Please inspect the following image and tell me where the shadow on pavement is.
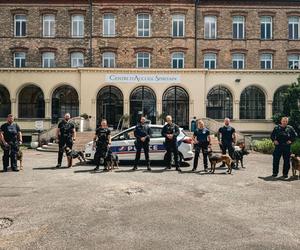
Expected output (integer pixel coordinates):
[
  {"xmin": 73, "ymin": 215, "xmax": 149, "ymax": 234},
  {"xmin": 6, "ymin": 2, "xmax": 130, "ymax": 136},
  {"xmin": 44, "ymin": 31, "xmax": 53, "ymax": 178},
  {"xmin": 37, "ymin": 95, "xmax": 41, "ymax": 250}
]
[
  {"xmin": 32, "ymin": 167, "xmax": 69, "ymax": 170},
  {"xmin": 258, "ymin": 176, "xmax": 298, "ymax": 182}
]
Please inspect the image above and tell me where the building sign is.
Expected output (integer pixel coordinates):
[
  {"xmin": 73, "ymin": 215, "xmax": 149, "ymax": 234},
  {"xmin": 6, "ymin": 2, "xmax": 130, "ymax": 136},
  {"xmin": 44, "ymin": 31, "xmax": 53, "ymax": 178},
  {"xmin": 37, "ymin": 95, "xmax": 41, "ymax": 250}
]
[{"xmin": 105, "ymin": 74, "xmax": 181, "ymax": 84}]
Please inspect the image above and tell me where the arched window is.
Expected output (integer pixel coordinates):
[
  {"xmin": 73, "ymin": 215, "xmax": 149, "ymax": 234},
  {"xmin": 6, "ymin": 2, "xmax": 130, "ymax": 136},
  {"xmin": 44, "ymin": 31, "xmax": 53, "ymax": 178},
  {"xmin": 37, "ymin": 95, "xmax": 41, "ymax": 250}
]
[
  {"xmin": 130, "ymin": 86, "xmax": 156, "ymax": 125},
  {"xmin": 162, "ymin": 86, "xmax": 189, "ymax": 129},
  {"xmin": 207, "ymin": 86, "xmax": 233, "ymax": 119},
  {"xmin": 19, "ymin": 85, "xmax": 45, "ymax": 118},
  {"xmin": 240, "ymin": 86, "xmax": 265, "ymax": 119},
  {"xmin": 0, "ymin": 85, "xmax": 11, "ymax": 118},
  {"xmin": 97, "ymin": 86, "xmax": 123, "ymax": 129},
  {"xmin": 52, "ymin": 85, "xmax": 79, "ymax": 124},
  {"xmin": 273, "ymin": 86, "xmax": 289, "ymax": 116}
]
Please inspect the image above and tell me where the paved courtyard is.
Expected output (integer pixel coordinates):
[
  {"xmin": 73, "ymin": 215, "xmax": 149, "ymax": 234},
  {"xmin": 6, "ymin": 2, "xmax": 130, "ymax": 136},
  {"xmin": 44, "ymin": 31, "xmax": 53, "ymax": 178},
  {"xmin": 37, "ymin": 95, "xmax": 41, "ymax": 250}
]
[{"xmin": 0, "ymin": 150, "xmax": 299, "ymax": 250}]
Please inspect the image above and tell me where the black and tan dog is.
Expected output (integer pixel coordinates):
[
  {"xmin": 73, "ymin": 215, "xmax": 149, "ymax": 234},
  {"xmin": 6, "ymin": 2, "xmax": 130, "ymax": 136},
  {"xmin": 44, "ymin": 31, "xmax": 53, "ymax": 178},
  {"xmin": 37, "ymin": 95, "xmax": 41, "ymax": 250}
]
[
  {"xmin": 291, "ymin": 154, "xmax": 300, "ymax": 179},
  {"xmin": 65, "ymin": 147, "xmax": 86, "ymax": 168},
  {"xmin": 207, "ymin": 148, "xmax": 233, "ymax": 174},
  {"xmin": 105, "ymin": 150, "xmax": 119, "ymax": 171},
  {"xmin": 17, "ymin": 149, "xmax": 23, "ymax": 170},
  {"xmin": 233, "ymin": 143, "xmax": 249, "ymax": 169}
]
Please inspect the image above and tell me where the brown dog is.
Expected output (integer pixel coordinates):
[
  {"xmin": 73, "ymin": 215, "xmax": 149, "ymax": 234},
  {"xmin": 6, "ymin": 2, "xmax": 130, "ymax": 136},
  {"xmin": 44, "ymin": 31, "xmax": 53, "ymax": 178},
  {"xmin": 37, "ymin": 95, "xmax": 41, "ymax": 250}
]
[
  {"xmin": 291, "ymin": 154, "xmax": 300, "ymax": 179},
  {"xmin": 105, "ymin": 151, "xmax": 119, "ymax": 171},
  {"xmin": 208, "ymin": 149, "xmax": 233, "ymax": 174},
  {"xmin": 17, "ymin": 149, "xmax": 23, "ymax": 170}
]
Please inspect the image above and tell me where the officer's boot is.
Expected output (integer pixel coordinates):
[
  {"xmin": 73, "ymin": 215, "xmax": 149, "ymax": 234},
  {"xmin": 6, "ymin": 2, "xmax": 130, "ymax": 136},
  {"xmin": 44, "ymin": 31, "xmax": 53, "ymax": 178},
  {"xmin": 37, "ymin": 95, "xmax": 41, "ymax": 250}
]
[
  {"xmin": 94, "ymin": 165, "xmax": 100, "ymax": 171},
  {"xmin": 132, "ymin": 165, "xmax": 138, "ymax": 171}
]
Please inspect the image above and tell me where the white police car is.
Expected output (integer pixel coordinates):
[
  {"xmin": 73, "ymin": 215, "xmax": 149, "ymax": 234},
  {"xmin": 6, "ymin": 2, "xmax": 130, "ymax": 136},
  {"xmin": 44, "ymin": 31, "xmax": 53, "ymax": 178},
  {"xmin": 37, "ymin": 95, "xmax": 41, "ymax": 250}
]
[{"xmin": 84, "ymin": 124, "xmax": 194, "ymax": 165}]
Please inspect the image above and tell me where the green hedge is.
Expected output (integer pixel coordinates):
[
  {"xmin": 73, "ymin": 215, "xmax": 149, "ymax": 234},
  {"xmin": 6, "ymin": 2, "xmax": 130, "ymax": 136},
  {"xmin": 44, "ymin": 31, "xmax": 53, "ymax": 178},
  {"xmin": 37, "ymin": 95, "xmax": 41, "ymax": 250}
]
[
  {"xmin": 291, "ymin": 139, "xmax": 300, "ymax": 155},
  {"xmin": 252, "ymin": 138, "xmax": 300, "ymax": 155},
  {"xmin": 252, "ymin": 139, "xmax": 275, "ymax": 154}
]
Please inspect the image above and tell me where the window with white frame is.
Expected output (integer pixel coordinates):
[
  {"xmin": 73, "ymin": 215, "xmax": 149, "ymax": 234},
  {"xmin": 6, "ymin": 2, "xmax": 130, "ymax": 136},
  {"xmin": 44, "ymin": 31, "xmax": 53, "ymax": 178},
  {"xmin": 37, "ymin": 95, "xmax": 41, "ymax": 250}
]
[
  {"xmin": 232, "ymin": 53, "xmax": 245, "ymax": 69},
  {"xmin": 288, "ymin": 16, "xmax": 299, "ymax": 40},
  {"xmin": 204, "ymin": 16, "xmax": 217, "ymax": 39},
  {"xmin": 232, "ymin": 16, "xmax": 245, "ymax": 39},
  {"xmin": 288, "ymin": 54, "xmax": 300, "ymax": 69},
  {"xmin": 102, "ymin": 52, "xmax": 116, "ymax": 68},
  {"xmin": 43, "ymin": 14, "xmax": 55, "ymax": 37},
  {"xmin": 72, "ymin": 15, "xmax": 84, "ymax": 37},
  {"xmin": 136, "ymin": 52, "xmax": 150, "ymax": 68},
  {"xmin": 14, "ymin": 52, "xmax": 26, "ymax": 68},
  {"xmin": 172, "ymin": 14, "xmax": 185, "ymax": 37},
  {"xmin": 260, "ymin": 53, "xmax": 272, "ymax": 69},
  {"xmin": 71, "ymin": 52, "xmax": 84, "ymax": 67},
  {"xmin": 260, "ymin": 16, "xmax": 272, "ymax": 40},
  {"xmin": 204, "ymin": 53, "xmax": 217, "ymax": 69},
  {"xmin": 42, "ymin": 52, "xmax": 55, "ymax": 68},
  {"xmin": 172, "ymin": 52, "xmax": 184, "ymax": 68},
  {"xmin": 137, "ymin": 14, "xmax": 150, "ymax": 37},
  {"xmin": 103, "ymin": 13, "xmax": 116, "ymax": 37},
  {"xmin": 14, "ymin": 14, "xmax": 27, "ymax": 37}
]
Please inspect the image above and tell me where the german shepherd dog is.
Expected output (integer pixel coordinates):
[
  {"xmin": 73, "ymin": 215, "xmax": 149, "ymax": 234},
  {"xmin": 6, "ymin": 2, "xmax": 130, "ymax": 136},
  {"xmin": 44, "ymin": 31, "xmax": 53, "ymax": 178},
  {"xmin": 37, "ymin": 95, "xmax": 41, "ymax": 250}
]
[
  {"xmin": 232, "ymin": 143, "xmax": 249, "ymax": 169},
  {"xmin": 105, "ymin": 149, "xmax": 119, "ymax": 171},
  {"xmin": 291, "ymin": 154, "xmax": 300, "ymax": 179},
  {"xmin": 207, "ymin": 148, "xmax": 233, "ymax": 174},
  {"xmin": 17, "ymin": 149, "xmax": 23, "ymax": 170},
  {"xmin": 64, "ymin": 147, "xmax": 86, "ymax": 168}
]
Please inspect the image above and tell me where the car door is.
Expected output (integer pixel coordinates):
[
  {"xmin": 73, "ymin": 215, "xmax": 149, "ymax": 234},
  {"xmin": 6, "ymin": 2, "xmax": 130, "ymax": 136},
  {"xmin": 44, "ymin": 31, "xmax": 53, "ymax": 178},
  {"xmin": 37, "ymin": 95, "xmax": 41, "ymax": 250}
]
[
  {"xmin": 149, "ymin": 127, "xmax": 165, "ymax": 160},
  {"xmin": 111, "ymin": 128, "xmax": 136, "ymax": 160}
]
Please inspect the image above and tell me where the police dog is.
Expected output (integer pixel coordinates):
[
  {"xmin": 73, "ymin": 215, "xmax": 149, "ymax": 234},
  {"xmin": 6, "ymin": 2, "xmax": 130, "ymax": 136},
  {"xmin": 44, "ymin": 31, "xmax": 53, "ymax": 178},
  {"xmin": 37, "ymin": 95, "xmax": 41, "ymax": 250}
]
[
  {"xmin": 207, "ymin": 148, "xmax": 233, "ymax": 174},
  {"xmin": 233, "ymin": 143, "xmax": 249, "ymax": 169},
  {"xmin": 291, "ymin": 154, "xmax": 300, "ymax": 179},
  {"xmin": 64, "ymin": 147, "xmax": 86, "ymax": 167},
  {"xmin": 105, "ymin": 150, "xmax": 119, "ymax": 171},
  {"xmin": 17, "ymin": 149, "xmax": 23, "ymax": 170}
]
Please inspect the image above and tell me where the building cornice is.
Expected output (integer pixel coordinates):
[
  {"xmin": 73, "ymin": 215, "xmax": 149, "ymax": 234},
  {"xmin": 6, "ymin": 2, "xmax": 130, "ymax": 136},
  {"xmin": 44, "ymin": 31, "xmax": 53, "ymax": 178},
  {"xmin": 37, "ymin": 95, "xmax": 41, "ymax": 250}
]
[{"xmin": 0, "ymin": 68, "xmax": 299, "ymax": 75}]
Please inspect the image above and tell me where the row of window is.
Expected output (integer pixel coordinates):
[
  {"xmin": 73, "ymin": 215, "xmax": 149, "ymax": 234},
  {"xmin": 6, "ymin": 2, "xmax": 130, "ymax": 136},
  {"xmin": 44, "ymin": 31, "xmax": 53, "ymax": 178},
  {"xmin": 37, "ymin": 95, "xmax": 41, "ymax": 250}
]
[
  {"xmin": 12, "ymin": 13, "xmax": 300, "ymax": 39},
  {"xmin": 204, "ymin": 53, "xmax": 300, "ymax": 70},
  {"xmin": 0, "ymin": 84, "xmax": 288, "ymax": 126},
  {"xmin": 12, "ymin": 50, "xmax": 300, "ymax": 69}
]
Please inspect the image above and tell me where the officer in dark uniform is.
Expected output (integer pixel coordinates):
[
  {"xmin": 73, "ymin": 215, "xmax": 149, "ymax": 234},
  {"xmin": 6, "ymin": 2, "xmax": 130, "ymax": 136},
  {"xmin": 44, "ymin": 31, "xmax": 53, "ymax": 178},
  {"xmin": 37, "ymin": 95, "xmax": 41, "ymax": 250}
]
[
  {"xmin": 271, "ymin": 116, "xmax": 297, "ymax": 179},
  {"xmin": 161, "ymin": 115, "xmax": 181, "ymax": 172},
  {"xmin": 0, "ymin": 114, "xmax": 23, "ymax": 172},
  {"xmin": 133, "ymin": 116, "xmax": 152, "ymax": 171},
  {"xmin": 56, "ymin": 113, "xmax": 76, "ymax": 168},
  {"xmin": 218, "ymin": 118, "xmax": 236, "ymax": 167},
  {"xmin": 192, "ymin": 119, "xmax": 211, "ymax": 172},
  {"xmin": 93, "ymin": 119, "xmax": 111, "ymax": 171}
]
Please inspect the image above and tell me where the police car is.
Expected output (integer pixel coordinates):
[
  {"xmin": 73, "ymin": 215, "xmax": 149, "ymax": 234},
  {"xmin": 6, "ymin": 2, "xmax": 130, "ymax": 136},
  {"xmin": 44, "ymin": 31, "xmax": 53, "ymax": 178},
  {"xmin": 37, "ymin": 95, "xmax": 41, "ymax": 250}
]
[{"xmin": 84, "ymin": 124, "xmax": 194, "ymax": 165}]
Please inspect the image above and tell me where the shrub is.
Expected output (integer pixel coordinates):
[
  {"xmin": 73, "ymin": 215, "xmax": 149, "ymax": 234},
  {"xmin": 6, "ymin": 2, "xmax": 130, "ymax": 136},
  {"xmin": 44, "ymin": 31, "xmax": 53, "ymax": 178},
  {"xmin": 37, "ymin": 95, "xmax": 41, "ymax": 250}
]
[
  {"xmin": 291, "ymin": 139, "xmax": 300, "ymax": 156},
  {"xmin": 252, "ymin": 139, "xmax": 275, "ymax": 154}
]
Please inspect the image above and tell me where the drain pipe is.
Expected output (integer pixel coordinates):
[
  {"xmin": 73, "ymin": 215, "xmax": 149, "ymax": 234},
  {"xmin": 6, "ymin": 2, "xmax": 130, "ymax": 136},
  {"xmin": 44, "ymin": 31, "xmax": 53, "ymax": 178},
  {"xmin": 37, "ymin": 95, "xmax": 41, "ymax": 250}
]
[
  {"xmin": 194, "ymin": 0, "xmax": 200, "ymax": 68},
  {"xmin": 88, "ymin": 0, "xmax": 93, "ymax": 67}
]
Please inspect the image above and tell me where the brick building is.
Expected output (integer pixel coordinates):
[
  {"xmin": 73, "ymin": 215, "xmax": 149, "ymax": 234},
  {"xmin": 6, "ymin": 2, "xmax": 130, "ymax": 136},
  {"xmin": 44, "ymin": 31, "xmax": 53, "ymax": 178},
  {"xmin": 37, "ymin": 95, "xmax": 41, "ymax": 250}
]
[{"xmin": 0, "ymin": 0, "xmax": 299, "ymax": 138}]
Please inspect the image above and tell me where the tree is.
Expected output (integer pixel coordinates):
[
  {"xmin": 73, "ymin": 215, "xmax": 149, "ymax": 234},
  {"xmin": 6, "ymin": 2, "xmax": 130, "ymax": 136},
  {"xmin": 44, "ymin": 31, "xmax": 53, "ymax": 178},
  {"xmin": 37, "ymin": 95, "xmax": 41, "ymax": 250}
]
[{"xmin": 272, "ymin": 76, "xmax": 300, "ymax": 135}]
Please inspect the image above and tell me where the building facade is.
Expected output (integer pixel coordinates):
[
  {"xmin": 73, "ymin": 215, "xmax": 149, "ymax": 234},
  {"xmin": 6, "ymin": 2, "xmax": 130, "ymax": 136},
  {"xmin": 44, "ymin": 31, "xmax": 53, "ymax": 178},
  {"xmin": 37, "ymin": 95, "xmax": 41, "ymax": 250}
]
[{"xmin": 0, "ymin": 0, "xmax": 299, "ymax": 138}]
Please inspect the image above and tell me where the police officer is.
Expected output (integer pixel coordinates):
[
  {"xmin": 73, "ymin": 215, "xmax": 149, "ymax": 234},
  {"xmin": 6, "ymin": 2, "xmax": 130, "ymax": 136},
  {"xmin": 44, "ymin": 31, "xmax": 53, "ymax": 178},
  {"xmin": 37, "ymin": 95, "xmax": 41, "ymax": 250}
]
[
  {"xmin": 56, "ymin": 113, "xmax": 76, "ymax": 168},
  {"xmin": 218, "ymin": 118, "xmax": 236, "ymax": 167},
  {"xmin": 161, "ymin": 115, "xmax": 181, "ymax": 172},
  {"xmin": 93, "ymin": 119, "xmax": 111, "ymax": 171},
  {"xmin": 271, "ymin": 117, "xmax": 297, "ymax": 179},
  {"xmin": 0, "ymin": 114, "xmax": 22, "ymax": 172},
  {"xmin": 192, "ymin": 120, "xmax": 211, "ymax": 172},
  {"xmin": 133, "ymin": 116, "xmax": 152, "ymax": 171}
]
